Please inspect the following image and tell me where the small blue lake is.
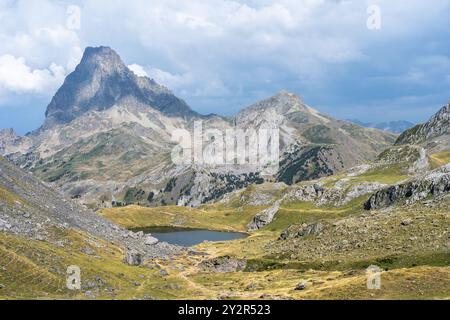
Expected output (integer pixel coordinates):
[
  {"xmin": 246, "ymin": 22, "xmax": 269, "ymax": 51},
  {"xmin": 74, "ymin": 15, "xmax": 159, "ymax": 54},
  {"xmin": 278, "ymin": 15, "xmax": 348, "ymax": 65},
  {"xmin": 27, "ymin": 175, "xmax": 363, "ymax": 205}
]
[{"xmin": 133, "ymin": 226, "xmax": 248, "ymax": 247}]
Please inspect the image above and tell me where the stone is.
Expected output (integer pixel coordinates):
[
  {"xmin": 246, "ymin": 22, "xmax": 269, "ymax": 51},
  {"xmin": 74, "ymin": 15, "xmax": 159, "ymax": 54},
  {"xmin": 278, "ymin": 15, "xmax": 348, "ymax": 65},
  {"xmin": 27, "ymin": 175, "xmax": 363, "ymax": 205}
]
[
  {"xmin": 159, "ymin": 269, "xmax": 169, "ymax": 276},
  {"xmin": 279, "ymin": 222, "xmax": 324, "ymax": 240},
  {"xmin": 247, "ymin": 200, "xmax": 282, "ymax": 231},
  {"xmin": 124, "ymin": 249, "xmax": 143, "ymax": 266},
  {"xmin": 144, "ymin": 235, "xmax": 159, "ymax": 246},
  {"xmin": 81, "ymin": 247, "xmax": 95, "ymax": 256},
  {"xmin": 136, "ymin": 231, "xmax": 144, "ymax": 238},
  {"xmin": 401, "ymin": 219, "xmax": 413, "ymax": 226},
  {"xmin": 198, "ymin": 256, "xmax": 247, "ymax": 273},
  {"xmin": 295, "ymin": 281, "xmax": 308, "ymax": 290}
]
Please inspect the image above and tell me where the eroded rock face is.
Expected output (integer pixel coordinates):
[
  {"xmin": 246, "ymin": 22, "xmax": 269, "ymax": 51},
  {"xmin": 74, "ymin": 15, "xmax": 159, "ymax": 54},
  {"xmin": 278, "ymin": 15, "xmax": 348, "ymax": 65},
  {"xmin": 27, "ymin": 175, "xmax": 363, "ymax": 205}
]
[
  {"xmin": 279, "ymin": 222, "xmax": 324, "ymax": 240},
  {"xmin": 1, "ymin": 46, "xmax": 394, "ymax": 209},
  {"xmin": 247, "ymin": 200, "xmax": 281, "ymax": 231},
  {"xmin": 124, "ymin": 249, "xmax": 143, "ymax": 266},
  {"xmin": 198, "ymin": 256, "xmax": 246, "ymax": 273},
  {"xmin": 396, "ymin": 103, "xmax": 449, "ymax": 145},
  {"xmin": 0, "ymin": 156, "xmax": 180, "ymax": 260},
  {"xmin": 364, "ymin": 165, "xmax": 450, "ymax": 210},
  {"xmin": 0, "ymin": 129, "xmax": 31, "ymax": 156},
  {"xmin": 285, "ymin": 184, "xmax": 324, "ymax": 202}
]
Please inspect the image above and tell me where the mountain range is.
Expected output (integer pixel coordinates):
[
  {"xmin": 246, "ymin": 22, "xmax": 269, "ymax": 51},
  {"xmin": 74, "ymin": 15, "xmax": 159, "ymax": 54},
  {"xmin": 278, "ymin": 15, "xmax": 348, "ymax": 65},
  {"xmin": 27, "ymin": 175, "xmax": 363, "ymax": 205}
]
[
  {"xmin": 349, "ymin": 119, "xmax": 415, "ymax": 134},
  {"xmin": 0, "ymin": 46, "xmax": 409, "ymax": 209},
  {"xmin": 0, "ymin": 46, "xmax": 449, "ymax": 300}
]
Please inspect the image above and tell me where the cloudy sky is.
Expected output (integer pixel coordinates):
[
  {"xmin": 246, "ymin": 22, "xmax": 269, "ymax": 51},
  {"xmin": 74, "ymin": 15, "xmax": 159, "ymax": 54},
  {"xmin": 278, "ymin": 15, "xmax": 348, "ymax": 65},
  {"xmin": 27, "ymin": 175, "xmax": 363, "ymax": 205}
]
[{"xmin": 0, "ymin": 0, "xmax": 449, "ymax": 134}]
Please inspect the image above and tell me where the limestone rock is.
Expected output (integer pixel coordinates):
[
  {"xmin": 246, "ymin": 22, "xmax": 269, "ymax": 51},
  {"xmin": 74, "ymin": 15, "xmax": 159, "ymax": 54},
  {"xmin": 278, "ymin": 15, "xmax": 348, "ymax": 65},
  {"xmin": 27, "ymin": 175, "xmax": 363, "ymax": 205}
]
[
  {"xmin": 144, "ymin": 235, "xmax": 159, "ymax": 246},
  {"xmin": 124, "ymin": 249, "xmax": 143, "ymax": 266},
  {"xmin": 280, "ymin": 222, "xmax": 325, "ymax": 240},
  {"xmin": 198, "ymin": 256, "xmax": 246, "ymax": 273},
  {"xmin": 247, "ymin": 200, "xmax": 281, "ymax": 231},
  {"xmin": 365, "ymin": 165, "xmax": 450, "ymax": 210}
]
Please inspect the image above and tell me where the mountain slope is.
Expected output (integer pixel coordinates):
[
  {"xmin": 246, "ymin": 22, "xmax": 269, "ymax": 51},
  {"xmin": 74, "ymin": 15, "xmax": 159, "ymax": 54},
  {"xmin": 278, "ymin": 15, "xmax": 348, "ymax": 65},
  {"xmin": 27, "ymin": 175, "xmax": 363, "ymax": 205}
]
[
  {"xmin": 1, "ymin": 47, "xmax": 395, "ymax": 207},
  {"xmin": 0, "ymin": 156, "xmax": 178, "ymax": 258},
  {"xmin": 237, "ymin": 91, "xmax": 396, "ymax": 185},
  {"xmin": 396, "ymin": 103, "xmax": 449, "ymax": 147}
]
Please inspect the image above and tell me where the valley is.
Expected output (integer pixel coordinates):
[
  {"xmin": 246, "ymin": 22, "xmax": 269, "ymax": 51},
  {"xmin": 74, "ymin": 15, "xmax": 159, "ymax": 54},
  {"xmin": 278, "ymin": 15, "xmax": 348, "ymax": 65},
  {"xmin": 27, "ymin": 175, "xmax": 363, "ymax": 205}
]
[
  {"xmin": 0, "ymin": 46, "xmax": 449, "ymax": 300},
  {"xmin": 2, "ymin": 136, "xmax": 447, "ymax": 299}
]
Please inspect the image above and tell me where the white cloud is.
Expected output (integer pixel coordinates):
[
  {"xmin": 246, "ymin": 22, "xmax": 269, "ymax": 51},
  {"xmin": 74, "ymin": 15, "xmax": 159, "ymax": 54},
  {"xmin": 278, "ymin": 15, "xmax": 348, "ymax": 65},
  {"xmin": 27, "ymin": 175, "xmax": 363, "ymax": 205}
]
[
  {"xmin": 128, "ymin": 64, "xmax": 149, "ymax": 77},
  {"xmin": 0, "ymin": 0, "xmax": 449, "ymax": 120},
  {"xmin": 0, "ymin": 55, "xmax": 65, "ymax": 93}
]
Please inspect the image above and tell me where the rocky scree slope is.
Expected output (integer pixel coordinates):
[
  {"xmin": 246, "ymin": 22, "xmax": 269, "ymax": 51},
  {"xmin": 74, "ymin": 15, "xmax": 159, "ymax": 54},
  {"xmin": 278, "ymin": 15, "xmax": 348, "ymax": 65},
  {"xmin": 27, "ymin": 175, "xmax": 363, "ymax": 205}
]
[
  {"xmin": 396, "ymin": 103, "xmax": 449, "ymax": 151},
  {"xmin": 0, "ymin": 156, "xmax": 180, "ymax": 259}
]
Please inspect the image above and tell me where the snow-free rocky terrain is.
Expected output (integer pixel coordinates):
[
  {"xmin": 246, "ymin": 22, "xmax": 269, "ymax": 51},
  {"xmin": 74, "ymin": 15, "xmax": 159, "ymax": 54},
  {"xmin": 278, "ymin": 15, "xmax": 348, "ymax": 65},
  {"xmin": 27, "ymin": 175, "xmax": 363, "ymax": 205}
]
[
  {"xmin": 0, "ymin": 46, "xmax": 448, "ymax": 300},
  {"xmin": 1, "ymin": 46, "xmax": 395, "ymax": 209}
]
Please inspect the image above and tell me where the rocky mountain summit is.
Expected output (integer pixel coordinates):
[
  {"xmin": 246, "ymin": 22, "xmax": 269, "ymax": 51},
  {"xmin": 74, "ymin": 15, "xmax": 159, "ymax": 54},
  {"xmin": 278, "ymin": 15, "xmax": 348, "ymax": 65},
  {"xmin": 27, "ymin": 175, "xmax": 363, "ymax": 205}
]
[
  {"xmin": 44, "ymin": 46, "xmax": 198, "ymax": 128},
  {"xmin": 0, "ymin": 46, "xmax": 395, "ymax": 208},
  {"xmin": 396, "ymin": 103, "xmax": 450, "ymax": 147},
  {"xmin": 0, "ymin": 128, "xmax": 31, "ymax": 155}
]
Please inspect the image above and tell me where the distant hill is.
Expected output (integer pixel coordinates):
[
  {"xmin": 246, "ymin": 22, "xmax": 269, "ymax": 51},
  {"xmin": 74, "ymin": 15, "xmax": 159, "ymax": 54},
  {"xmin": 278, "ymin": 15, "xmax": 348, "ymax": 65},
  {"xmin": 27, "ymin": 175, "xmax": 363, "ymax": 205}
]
[{"xmin": 349, "ymin": 119, "xmax": 415, "ymax": 134}]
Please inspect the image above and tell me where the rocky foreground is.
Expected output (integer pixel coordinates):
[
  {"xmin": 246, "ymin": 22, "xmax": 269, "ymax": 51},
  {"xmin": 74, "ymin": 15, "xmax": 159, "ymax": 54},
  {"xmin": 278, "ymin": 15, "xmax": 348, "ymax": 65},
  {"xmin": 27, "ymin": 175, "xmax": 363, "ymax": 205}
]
[{"xmin": 0, "ymin": 156, "xmax": 181, "ymax": 260}]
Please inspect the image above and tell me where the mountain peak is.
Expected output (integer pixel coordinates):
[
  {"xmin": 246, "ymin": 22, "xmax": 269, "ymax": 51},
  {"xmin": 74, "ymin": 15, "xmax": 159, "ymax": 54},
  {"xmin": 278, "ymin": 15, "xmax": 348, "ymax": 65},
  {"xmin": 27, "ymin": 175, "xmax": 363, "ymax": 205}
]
[
  {"xmin": 396, "ymin": 103, "xmax": 450, "ymax": 145},
  {"xmin": 80, "ymin": 46, "xmax": 125, "ymax": 72},
  {"xmin": 238, "ymin": 90, "xmax": 306, "ymax": 117},
  {"xmin": 43, "ymin": 46, "xmax": 198, "ymax": 127},
  {"xmin": 274, "ymin": 89, "xmax": 296, "ymax": 98},
  {"xmin": 84, "ymin": 46, "xmax": 117, "ymax": 58},
  {"xmin": 0, "ymin": 128, "xmax": 16, "ymax": 137}
]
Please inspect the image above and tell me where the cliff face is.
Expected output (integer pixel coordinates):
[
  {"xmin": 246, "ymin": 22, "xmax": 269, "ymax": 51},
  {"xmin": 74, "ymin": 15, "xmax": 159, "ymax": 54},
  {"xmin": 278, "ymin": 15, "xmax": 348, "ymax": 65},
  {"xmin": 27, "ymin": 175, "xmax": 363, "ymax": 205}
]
[
  {"xmin": 0, "ymin": 47, "xmax": 395, "ymax": 208},
  {"xmin": 44, "ymin": 46, "xmax": 197, "ymax": 128},
  {"xmin": 364, "ymin": 164, "xmax": 450, "ymax": 210},
  {"xmin": 396, "ymin": 103, "xmax": 450, "ymax": 146}
]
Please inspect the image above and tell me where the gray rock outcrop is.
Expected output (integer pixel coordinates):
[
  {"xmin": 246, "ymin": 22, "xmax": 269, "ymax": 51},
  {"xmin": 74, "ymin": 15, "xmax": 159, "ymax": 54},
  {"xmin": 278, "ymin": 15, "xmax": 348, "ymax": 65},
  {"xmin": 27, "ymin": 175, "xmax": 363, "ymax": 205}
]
[
  {"xmin": 247, "ymin": 200, "xmax": 282, "ymax": 231},
  {"xmin": 279, "ymin": 222, "xmax": 325, "ymax": 240},
  {"xmin": 396, "ymin": 103, "xmax": 449, "ymax": 145},
  {"xmin": 198, "ymin": 256, "xmax": 246, "ymax": 273},
  {"xmin": 124, "ymin": 249, "xmax": 143, "ymax": 266},
  {"xmin": 364, "ymin": 164, "xmax": 450, "ymax": 210}
]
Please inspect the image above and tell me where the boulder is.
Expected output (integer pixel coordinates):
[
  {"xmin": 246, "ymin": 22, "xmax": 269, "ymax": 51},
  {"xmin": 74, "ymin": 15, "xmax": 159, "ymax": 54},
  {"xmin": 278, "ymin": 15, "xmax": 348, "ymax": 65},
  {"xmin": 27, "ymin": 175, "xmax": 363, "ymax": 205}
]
[
  {"xmin": 247, "ymin": 200, "xmax": 281, "ymax": 231},
  {"xmin": 295, "ymin": 281, "xmax": 308, "ymax": 290},
  {"xmin": 124, "ymin": 249, "xmax": 143, "ymax": 266},
  {"xmin": 401, "ymin": 219, "xmax": 412, "ymax": 226},
  {"xmin": 145, "ymin": 235, "xmax": 159, "ymax": 246}
]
